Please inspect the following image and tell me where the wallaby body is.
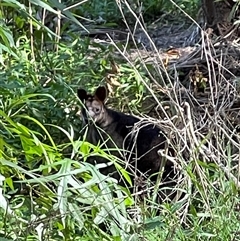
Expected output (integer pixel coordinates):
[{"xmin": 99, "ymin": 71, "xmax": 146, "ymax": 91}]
[{"xmin": 78, "ymin": 86, "xmax": 173, "ymax": 184}]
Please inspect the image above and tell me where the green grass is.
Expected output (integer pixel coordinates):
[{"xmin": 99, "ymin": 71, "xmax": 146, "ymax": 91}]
[{"xmin": 0, "ymin": 0, "xmax": 240, "ymax": 240}]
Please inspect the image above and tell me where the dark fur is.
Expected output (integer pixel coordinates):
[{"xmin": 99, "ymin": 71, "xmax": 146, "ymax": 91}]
[{"xmin": 78, "ymin": 86, "xmax": 173, "ymax": 185}]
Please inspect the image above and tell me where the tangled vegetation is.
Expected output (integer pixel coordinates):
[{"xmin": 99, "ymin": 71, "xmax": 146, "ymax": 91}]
[{"xmin": 0, "ymin": 0, "xmax": 240, "ymax": 240}]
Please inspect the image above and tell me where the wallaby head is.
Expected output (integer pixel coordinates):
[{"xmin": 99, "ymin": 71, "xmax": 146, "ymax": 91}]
[{"xmin": 78, "ymin": 86, "xmax": 112, "ymax": 127}]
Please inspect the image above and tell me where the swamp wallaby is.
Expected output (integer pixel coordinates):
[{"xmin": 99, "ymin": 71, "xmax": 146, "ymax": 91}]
[{"xmin": 77, "ymin": 86, "xmax": 174, "ymax": 186}]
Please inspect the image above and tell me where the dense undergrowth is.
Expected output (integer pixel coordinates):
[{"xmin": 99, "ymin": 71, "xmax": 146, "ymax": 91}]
[{"xmin": 0, "ymin": 0, "xmax": 240, "ymax": 240}]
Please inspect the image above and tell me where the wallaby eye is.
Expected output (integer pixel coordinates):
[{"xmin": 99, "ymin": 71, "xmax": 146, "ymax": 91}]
[{"xmin": 95, "ymin": 107, "xmax": 100, "ymax": 114}]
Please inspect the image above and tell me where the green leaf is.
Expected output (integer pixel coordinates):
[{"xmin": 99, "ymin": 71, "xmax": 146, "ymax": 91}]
[
  {"xmin": 29, "ymin": 0, "xmax": 60, "ymax": 15},
  {"xmin": 16, "ymin": 114, "xmax": 57, "ymax": 150},
  {"xmin": 5, "ymin": 177, "xmax": 14, "ymax": 190},
  {"xmin": 2, "ymin": 0, "xmax": 26, "ymax": 9}
]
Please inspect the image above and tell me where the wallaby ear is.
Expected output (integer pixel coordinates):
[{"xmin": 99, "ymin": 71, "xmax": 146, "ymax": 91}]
[
  {"xmin": 95, "ymin": 86, "xmax": 107, "ymax": 102},
  {"xmin": 77, "ymin": 89, "xmax": 88, "ymax": 102}
]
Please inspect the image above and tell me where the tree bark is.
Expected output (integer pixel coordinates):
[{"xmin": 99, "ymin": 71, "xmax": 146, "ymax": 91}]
[{"xmin": 201, "ymin": 0, "xmax": 238, "ymax": 37}]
